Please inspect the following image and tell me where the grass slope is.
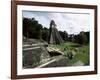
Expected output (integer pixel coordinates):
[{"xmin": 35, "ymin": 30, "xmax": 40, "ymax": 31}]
[{"xmin": 49, "ymin": 42, "xmax": 89, "ymax": 66}]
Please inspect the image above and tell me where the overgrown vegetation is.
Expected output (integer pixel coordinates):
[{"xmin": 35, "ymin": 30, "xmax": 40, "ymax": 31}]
[{"xmin": 49, "ymin": 42, "xmax": 89, "ymax": 66}]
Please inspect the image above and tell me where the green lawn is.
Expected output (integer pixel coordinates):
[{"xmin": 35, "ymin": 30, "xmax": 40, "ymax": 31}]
[{"xmin": 49, "ymin": 42, "xmax": 89, "ymax": 66}]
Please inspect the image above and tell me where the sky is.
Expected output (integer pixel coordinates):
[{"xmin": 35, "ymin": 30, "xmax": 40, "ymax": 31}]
[{"xmin": 22, "ymin": 11, "xmax": 90, "ymax": 34}]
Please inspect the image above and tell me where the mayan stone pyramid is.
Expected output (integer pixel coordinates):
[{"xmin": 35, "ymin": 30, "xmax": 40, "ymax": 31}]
[{"xmin": 48, "ymin": 20, "xmax": 64, "ymax": 44}]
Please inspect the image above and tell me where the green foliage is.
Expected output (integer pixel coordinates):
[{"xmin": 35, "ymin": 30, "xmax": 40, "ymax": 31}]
[
  {"xmin": 49, "ymin": 42, "xmax": 89, "ymax": 66},
  {"xmin": 59, "ymin": 31, "xmax": 68, "ymax": 41},
  {"xmin": 69, "ymin": 31, "xmax": 90, "ymax": 45},
  {"xmin": 68, "ymin": 45, "xmax": 89, "ymax": 65},
  {"xmin": 78, "ymin": 32, "xmax": 88, "ymax": 44},
  {"xmin": 23, "ymin": 18, "xmax": 43, "ymax": 39},
  {"xmin": 42, "ymin": 27, "xmax": 49, "ymax": 42}
]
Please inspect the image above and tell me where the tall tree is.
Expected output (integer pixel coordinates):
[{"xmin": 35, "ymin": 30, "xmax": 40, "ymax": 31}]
[
  {"xmin": 23, "ymin": 18, "xmax": 43, "ymax": 39},
  {"xmin": 78, "ymin": 31, "xmax": 88, "ymax": 44}
]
